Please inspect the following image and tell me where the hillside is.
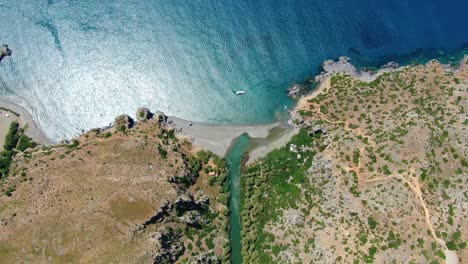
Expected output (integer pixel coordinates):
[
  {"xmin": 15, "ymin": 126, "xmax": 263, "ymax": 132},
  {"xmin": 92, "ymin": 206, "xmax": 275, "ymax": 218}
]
[
  {"xmin": 240, "ymin": 58, "xmax": 468, "ymax": 263},
  {"xmin": 0, "ymin": 112, "xmax": 231, "ymax": 263},
  {"xmin": 0, "ymin": 57, "xmax": 466, "ymax": 264}
]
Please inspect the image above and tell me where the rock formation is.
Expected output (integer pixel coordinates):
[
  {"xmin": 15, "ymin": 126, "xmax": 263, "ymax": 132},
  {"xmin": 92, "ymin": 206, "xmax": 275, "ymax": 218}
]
[
  {"xmin": 114, "ymin": 114, "xmax": 134, "ymax": 129},
  {"xmin": 288, "ymin": 84, "xmax": 308, "ymax": 100},
  {"xmin": 136, "ymin": 107, "xmax": 153, "ymax": 121}
]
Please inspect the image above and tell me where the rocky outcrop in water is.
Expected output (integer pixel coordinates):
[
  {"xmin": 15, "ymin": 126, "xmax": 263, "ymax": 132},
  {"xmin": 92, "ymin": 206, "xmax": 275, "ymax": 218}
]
[
  {"xmin": 315, "ymin": 56, "xmax": 402, "ymax": 83},
  {"xmin": 380, "ymin": 61, "xmax": 400, "ymax": 70},
  {"xmin": 136, "ymin": 107, "xmax": 153, "ymax": 121},
  {"xmin": 114, "ymin": 114, "xmax": 134, "ymax": 130},
  {"xmin": 0, "ymin": 44, "xmax": 12, "ymax": 63},
  {"xmin": 155, "ymin": 111, "xmax": 168, "ymax": 123},
  {"xmin": 315, "ymin": 56, "xmax": 359, "ymax": 83},
  {"xmin": 288, "ymin": 84, "xmax": 308, "ymax": 100}
]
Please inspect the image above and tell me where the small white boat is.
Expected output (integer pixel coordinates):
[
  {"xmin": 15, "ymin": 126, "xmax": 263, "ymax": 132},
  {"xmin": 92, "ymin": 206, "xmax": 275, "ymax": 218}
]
[{"xmin": 236, "ymin": 90, "xmax": 246, "ymax": 95}]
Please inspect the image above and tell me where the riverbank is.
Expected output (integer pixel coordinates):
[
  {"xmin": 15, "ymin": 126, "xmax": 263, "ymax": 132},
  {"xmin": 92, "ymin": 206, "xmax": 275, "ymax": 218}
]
[{"xmin": 0, "ymin": 98, "xmax": 52, "ymax": 150}]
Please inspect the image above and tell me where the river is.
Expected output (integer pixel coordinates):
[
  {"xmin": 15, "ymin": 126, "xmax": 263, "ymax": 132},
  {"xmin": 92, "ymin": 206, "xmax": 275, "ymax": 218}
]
[{"xmin": 226, "ymin": 134, "xmax": 250, "ymax": 264}]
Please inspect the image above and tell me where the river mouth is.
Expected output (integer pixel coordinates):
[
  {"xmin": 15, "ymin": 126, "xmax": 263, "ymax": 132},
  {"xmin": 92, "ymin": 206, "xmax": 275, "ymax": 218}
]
[{"xmin": 226, "ymin": 134, "xmax": 251, "ymax": 264}]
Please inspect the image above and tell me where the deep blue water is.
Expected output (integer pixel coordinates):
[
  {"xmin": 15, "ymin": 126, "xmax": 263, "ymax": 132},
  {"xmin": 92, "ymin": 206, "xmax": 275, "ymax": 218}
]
[{"xmin": 0, "ymin": 0, "xmax": 467, "ymax": 140}]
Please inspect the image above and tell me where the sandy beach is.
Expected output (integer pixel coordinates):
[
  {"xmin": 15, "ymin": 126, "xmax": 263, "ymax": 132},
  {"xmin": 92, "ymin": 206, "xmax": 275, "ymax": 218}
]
[
  {"xmin": 167, "ymin": 116, "xmax": 282, "ymax": 157},
  {"xmin": 0, "ymin": 98, "xmax": 295, "ymax": 158},
  {"xmin": 0, "ymin": 96, "xmax": 292, "ymax": 158},
  {"xmin": 0, "ymin": 98, "xmax": 52, "ymax": 150}
]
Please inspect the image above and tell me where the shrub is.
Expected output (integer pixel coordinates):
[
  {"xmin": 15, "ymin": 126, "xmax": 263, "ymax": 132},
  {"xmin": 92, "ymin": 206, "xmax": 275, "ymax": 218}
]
[
  {"xmin": 16, "ymin": 134, "xmax": 37, "ymax": 152},
  {"xmin": 3, "ymin": 122, "xmax": 20, "ymax": 151},
  {"xmin": 158, "ymin": 145, "xmax": 168, "ymax": 159},
  {"xmin": 368, "ymin": 217, "xmax": 378, "ymax": 229},
  {"xmin": 68, "ymin": 139, "xmax": 80, "ymax": 149}
]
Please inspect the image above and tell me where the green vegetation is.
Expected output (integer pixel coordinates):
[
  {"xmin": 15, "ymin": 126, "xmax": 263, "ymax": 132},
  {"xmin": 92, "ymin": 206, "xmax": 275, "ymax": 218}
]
[
  {"xmin": 178, "ymin": 152, "xmax": 231, "ymax": 263},
  {"xmin": 233, "ymin": 61, "xmax": 468, "ymax": 263},
  {"xmin": 240, "ymin": 129, "xmax": 316, "ymax": 263},
  {"xmin": 368, "ymin": 217, "xmax": 378, "ymax": 230},
  {"xmin": 158, "ymin": 145, "xmax": 168, "ymax": 159},
  {"xmin": 353, "ymin": 149, "xmax": 361, "ymax": 166},
  {"xmin": 16, "ymin": 134, "xmax": 38, "ymax": 152},
  {"xmin": 1, "ymin": 122, "xmax": 37, "ymax": 181},
  {"xmin": 3, "ymin": 122, "xmax": 20, "ymax": 151}
]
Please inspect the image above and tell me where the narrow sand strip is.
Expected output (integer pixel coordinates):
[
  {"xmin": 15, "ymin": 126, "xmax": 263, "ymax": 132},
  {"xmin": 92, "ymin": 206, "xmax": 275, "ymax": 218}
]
[{"xmin": 167, "ymin": 116, "xmax": 279, "ymax": 157}]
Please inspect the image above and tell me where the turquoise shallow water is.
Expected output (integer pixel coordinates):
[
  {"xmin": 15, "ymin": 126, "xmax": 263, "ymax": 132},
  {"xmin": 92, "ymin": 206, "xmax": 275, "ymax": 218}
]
[
  {"xmin": 226, "ymin": 134, "xmax": 250, "ymax": 264},
  {"xmin": 0, "ymin": 1, "xmax": 467, "ymax": 140}
]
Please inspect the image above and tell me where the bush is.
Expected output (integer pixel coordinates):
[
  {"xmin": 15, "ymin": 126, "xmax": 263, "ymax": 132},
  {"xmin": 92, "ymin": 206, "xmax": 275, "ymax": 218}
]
[
  {"xmin": 68, "ymin": 139, "xmax": 80, "ymax": 149},
  {"xmin": 158, "ymin": 145, "xmax": 168, "ymax": 159},
  {"xmin": 16, "ymin": 134, "xmax": 37, "ymax": 152},
  {"xmin": 368, "ymin": 217, "xmax": 378, "ymax": 229},
  {"xmin": 3, "ymin": 122, "xmax": 20, "ymax": 151},
  {"xmin": 208, "ymin": 176, "xmax": 216, "ymax": 186},
  {"xmin": 197, "ymin": 150, "xmax": 213, "ymax": 163}
]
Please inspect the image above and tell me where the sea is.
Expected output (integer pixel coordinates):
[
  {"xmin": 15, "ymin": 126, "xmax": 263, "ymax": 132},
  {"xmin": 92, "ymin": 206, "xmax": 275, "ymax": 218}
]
[{"xmin": 0, "ymin": 0, "xmax": 467, "ymax": 141}]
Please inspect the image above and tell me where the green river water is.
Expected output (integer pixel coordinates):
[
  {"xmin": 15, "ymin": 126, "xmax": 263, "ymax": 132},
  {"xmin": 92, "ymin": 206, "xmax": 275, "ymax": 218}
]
[{"xmin": 226, "ymin": 134, "xmax": 250, "ymax": 264}]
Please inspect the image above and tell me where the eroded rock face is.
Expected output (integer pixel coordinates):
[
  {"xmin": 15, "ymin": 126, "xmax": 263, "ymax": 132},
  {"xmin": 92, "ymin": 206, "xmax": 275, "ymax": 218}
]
[
  {"xmin": 188, "ymin": 252, "xmax": 221, "ymax": 264},
  {"xmin": 152, "ymin": 227, "xmax": 185, "ymax": 264},
  {"xmin": 194, "ymin": 190, "xmax": 210, "ymax": 205},
  {"xmin": 114, "ymin": 114, "xmax": 134, "ymax": 129},
  {"xmin": 178, "ymin": 211, "xmax": 208, "ymax": 227}
]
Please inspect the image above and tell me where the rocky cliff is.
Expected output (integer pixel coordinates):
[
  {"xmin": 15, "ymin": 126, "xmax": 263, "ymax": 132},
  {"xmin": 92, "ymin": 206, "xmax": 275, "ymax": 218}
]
[{"xmin": 0, "ymin": 113, "xmax": 230, "ymax": 263}]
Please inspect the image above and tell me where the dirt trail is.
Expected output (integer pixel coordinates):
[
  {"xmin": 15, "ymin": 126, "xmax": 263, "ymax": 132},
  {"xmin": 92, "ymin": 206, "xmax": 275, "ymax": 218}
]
[{"xmin": 311, "ymin": 91, "xmax": 459, "ymax": 264}]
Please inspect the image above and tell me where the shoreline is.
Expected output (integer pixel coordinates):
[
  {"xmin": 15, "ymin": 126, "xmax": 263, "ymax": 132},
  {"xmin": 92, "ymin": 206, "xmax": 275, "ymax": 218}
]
[
  {"xmin": 167, "ymin": 116, "xmax": 282, "ymax": 157},
  {"xmin": 0, "ymin": 98, "xmax": 52, "ymax": 148},
  {"xmin": 2, "ymin": 55, "xmax": 466, "ymax": 159},
  {"xmin": 0, "ymin": 95, "xmax": 286, "ymax": 157}
]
